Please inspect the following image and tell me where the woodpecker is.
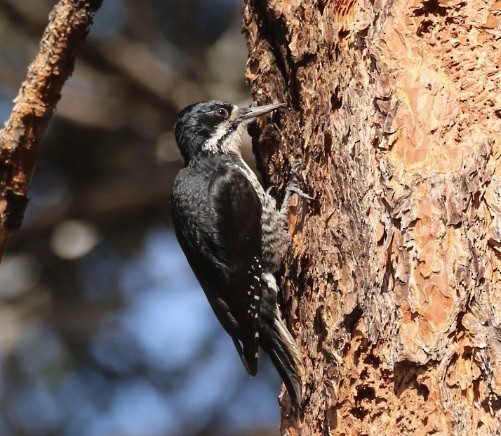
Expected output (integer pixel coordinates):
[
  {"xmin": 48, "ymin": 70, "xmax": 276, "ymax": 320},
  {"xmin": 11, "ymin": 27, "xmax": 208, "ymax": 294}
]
[{"xmin": 171, "ymin": 100, "xmax": 305, "ymax": 413}]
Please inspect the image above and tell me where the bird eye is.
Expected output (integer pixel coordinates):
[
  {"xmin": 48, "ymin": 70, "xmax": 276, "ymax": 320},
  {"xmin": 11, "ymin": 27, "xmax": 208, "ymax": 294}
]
[{"xmin": 215, "ymin": 108, "xmax": 229, "ymax": 118}]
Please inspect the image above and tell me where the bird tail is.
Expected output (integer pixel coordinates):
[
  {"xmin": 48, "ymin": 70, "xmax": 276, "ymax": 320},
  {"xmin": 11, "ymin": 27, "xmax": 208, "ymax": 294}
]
[{"xmin": 262, "ymin": 314, "xmax": 303, "ymax": 414}]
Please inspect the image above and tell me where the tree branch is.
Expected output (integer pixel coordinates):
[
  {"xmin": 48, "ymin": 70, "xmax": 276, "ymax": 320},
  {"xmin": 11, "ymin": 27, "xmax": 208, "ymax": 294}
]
[{"xmin": 0, "ymin": 0, "xmax": 103, "ymax": 259}]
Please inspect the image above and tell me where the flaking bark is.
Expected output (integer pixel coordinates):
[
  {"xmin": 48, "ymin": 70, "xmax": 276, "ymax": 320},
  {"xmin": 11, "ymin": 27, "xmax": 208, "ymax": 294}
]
[
  {"xmin": 0, "ymin": 0, "xmax": 102, "ymax": 259},
  {"xmin": 243, "ymin": 0, "xmax": 501, "ymax": 434}
]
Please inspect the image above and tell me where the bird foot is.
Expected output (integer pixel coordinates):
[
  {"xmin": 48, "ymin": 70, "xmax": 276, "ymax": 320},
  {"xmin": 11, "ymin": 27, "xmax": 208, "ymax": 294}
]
[{"xmin": 281, "ymin": 162, "xmax": 314, "ymax": 213}]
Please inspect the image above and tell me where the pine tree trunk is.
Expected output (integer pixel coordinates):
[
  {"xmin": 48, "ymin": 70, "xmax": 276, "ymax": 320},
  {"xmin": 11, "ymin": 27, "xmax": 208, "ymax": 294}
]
[{"xmin": 243, "ymin": 0, "xmax": 501, "ymax": 433}]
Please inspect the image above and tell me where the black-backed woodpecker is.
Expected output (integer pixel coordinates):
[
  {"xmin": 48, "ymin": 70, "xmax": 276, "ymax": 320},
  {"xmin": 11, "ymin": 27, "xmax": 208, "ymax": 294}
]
[{"xmin": 171, "ymin": 100, "xmax": 304, "ymax": 413}]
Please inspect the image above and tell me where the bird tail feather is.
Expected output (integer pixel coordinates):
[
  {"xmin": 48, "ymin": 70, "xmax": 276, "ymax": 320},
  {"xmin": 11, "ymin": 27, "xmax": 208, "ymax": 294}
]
[{"xmin": 264, "ymin": 316, "xmax": 303, "ymax": 414}]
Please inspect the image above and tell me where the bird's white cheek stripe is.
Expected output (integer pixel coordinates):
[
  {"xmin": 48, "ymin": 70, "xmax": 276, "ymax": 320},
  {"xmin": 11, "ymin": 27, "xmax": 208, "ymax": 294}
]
[
  {"xmin": 202, "ymin": 105, "xmax": 243, "ymax": 155},
  {"xmin": 203, "ymin": 120, "xmax": 230, "ymax": 153}
]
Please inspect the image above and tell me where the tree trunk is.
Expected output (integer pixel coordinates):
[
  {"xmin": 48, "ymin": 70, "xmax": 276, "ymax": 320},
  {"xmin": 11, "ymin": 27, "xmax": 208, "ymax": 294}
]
[
  {"xmin": 243, "ymin": 0, "xmax": 501, "ymax": 434},
  {"xmin": 0, "ymin": 0, "xmax": 102, "ymax": 260}
]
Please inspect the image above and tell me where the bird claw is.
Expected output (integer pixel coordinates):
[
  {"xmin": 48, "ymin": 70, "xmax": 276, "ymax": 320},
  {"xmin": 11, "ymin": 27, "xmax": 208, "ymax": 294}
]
[
  {"xmin": 287, "ymin": 186, "xmax": 314, "ymax": 201},
  {"xmin": 290, "ymin": 162, "xmax": 306, "ymax": 176},
  {"xmin": 281, "ymin": 161, "xmax": 314, "ymax": 212},
  {"xmin": 288, "ymin": 162, "xmax": 313, "ymax": 199},
  {"xmin": 287, "ymin": 162, "xmax": 306, "ymax": 186}
]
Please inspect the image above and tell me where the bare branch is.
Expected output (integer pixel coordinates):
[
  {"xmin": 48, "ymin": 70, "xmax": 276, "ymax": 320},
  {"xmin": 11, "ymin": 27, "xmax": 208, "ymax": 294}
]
[{"xmin": 0, "ymin": 0, "xmax": 103, "ymax": 259}]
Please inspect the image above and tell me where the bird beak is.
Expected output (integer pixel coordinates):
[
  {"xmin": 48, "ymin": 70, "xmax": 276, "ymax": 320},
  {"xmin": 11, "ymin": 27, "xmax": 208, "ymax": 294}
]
[{"xmin": 238, "ymin": 102, "xmax": 286, "ymax": 122}]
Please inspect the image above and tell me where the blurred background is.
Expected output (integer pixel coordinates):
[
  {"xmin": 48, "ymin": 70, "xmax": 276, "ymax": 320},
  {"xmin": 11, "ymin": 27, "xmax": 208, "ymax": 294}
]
[{"xmin": 0, "ymin": 0, "xmax": 282, "ymax": 434}]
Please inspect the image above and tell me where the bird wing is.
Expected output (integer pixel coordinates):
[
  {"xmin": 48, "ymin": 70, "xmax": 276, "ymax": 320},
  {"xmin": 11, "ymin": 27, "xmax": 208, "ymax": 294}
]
[{"xmin": 171, "ymin": 161, "xmax": 262, "ymax": 376}]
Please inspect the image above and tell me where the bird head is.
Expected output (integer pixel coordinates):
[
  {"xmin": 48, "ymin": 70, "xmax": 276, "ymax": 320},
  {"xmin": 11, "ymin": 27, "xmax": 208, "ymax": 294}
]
[{"xmin": 174, "ymin": 100, "xmax": 285, "ymax": 166}]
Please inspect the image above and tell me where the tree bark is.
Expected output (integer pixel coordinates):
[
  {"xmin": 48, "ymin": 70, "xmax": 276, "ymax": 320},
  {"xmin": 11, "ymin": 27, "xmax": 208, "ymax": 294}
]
[
  {"xmin": 243, "ymin": 0, "xmax": 501, "ymax": 434},
  {"xmin": 0, "ymin": 0, "xmax": 102, "ymax": 260}
]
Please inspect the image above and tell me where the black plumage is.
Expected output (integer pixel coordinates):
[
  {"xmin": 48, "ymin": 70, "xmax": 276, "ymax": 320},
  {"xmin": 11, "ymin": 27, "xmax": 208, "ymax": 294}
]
[
  {"xmin": 172, "ymin": 155, "xmax": 263, "ymax": 374},
  {"xmin": 171, "ymin": 100, "xmax": 303, "ymax": 412}
]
